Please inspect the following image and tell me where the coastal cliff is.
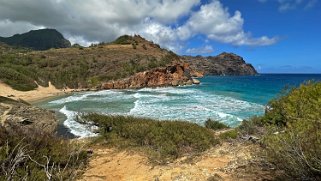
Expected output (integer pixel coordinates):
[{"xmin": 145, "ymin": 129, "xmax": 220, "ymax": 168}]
[
  {"xmin": 102, "ymin": 63, "xmax": 201, "ymax": 89},
  {"xmin": 183, "ymin": 52, "xmax": 257, "ymax": 76}
]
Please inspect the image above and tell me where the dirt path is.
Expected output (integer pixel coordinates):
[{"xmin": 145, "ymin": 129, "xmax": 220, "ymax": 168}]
[
  {"xmin": 79, "ymin": 142, "xmax": 271, "ymax": 181},
  {"xmin": 0, "ymin": 103, "xmax": 13, "ymax": 125}
]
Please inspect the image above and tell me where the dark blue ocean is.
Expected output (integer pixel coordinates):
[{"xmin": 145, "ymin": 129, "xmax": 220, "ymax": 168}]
[{"xmin": 37, "ymin": 74, "xmax": 321, "ymax": 137}]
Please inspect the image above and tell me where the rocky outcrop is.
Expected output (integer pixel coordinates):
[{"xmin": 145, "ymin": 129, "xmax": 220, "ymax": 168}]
[
  {"xmin": 102, "ymin": 64, "xmax": 200, "ymax": 89},
  {"xmin": 182, "ymin": 52, "xmax": 257, "ymax": 76},
  {"xmin": 0, "ymin": 96, "xmax": 57, "ymax": 134}
]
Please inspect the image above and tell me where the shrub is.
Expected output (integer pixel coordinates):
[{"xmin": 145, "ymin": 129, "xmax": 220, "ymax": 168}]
[
  {"xmin": 205, "ymin": 119, "xmax": 229, "ymax": 130},
  {"xmin": 83, "ymin": 114, "xmax": 219, "ymax": 163},
  {"xmin": 219, "ymin": 130, "xmax": 238, "ymax": 140},
  {"xmin": 261, "ymin": 81, "xmax": 321, "ymax": 127},
  {"xmin": 0, "ymin": 67, "xmax": 38, "ymax": 91},
  {"xmin": 0, "ymin": 125, "xmax": 88, "ymax": 180},
  {"xmin": 112, "ymin": 35, "xmax": 132, "ymax": 44},
  {"xmin": 238, "ymin": 116, "xmax": 265, "ymax": 136},
  {"xmin": 132, "ymin": 43, "xmax": 136, "ymax": 49},
  {"xmin": 262, "ymin": 82, "xmax": 321, "ymax": 180},
  {"xmin": 142, "ymin": 44, "xmax": 147, "ymax": 50}
]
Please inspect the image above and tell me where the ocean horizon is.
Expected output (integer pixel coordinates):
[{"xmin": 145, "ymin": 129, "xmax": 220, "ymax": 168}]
[{"xmin": 36, "ymin": 74, "xmax": 321, "ymax": 138}]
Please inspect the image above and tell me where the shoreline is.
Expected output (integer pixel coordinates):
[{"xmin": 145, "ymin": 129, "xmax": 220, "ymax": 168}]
[{"xmin": 0, "ymin": 82, "xmax": 80, "ymax": 104}]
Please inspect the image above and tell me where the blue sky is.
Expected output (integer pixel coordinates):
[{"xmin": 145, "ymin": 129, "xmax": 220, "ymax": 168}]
[
  {"xmin": 0, "ymin": 0, "xmax": 320, "ymax": 73},
  {"xmin": 185, "ymin": 0, "xmax": 321, "ymax": 73}
]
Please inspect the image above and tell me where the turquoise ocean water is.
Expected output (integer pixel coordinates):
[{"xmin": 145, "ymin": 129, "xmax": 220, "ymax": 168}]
[{"xmin": 36, "ymin": 74, "xmax": 321, "ymax": 138}]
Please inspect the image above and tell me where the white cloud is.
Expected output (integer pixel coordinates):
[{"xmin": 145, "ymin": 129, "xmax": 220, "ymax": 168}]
[
  {"xmin": 186, "ymin": 45, "xmax": 214, "ymax": 54},
  {"xmin": 258, "ymin": 0, "xmax": 318, "ymax": 11},
  {"xmin": 0, "ymin": 19, "xmax": 44, "ymax": 37},
  {"xmin": 0, "ymin": 0, "xmax": 278, "ymax": 52},
  {"xmin": 180, "ymin": 1, "xmax": 278, "ymax": 46}
]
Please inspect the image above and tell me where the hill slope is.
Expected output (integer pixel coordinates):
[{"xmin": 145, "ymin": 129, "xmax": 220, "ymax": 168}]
[
  {"xmin": 0, "ymin": 29, "xmax": 71, "ymax": 50},
  {"xmin": 0, "ymin": 35, "xmax": 185, "ymax": 91},
  {"xmin": 183, "ymin": 53, "xmax": 257, "ymax": 76},
  {"xmin": 0, "ymin": 31, "xmax": 257, "ymax": 92}
]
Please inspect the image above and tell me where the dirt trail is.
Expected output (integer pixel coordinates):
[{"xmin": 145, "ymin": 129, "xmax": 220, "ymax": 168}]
[
  {"xmin": 79, "ymin": 142, "xmax": 271, "ymax": 181},
  {"xmin": 0, "ymin": 103, "xmax": 13, "ymax": 125}
]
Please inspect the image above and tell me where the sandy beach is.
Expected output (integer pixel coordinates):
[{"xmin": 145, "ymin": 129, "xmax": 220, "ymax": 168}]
[{"xmin": 0, "ymin": 82, "xmax": 73, "ymax": 103}]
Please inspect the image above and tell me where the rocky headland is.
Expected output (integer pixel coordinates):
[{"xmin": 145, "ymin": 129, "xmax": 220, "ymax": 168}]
[
  {"xmin": 102, "ymin": 63, "xmax": 201, "ymax": 89},
  {"xmin": 183, "ymin": 52, "xmax": 257, "ymax": 76}
]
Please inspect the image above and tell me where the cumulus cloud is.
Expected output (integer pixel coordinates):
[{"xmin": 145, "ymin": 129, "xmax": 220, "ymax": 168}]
[
  {"xmin": 0, "ymin": 0, "xmax": 277, "ymax": 52},
  {"xmin": 179, "ymin": 1, "xmax": 278, "ymax": 46},
  {"xmin": 186, "ymin": 45, "xmax": 214, "ymax": 54}
]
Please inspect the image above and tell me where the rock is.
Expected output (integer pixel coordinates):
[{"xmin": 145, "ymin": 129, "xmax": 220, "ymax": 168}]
[
  {"xmin": 18, "ymin": 118, "xmax": 33, "ymax": 125},
  {"xmin": 192, "ymin": 78, "xmax": 200, "ymax": 84},
  {"xmin": 241, "ymin": 135, "xmax": 260, "ymax": 142},
  {"xmin": 102, "ymin": 64, "xmax": 197, "ymax": 89},
  {"xmin": 0, "ymin": 96, "xmax": 58, "ymax": 134},
  {"xmin": 102, "ymin": 82, "xmax": 114, "ymax": 89},
  {"xmin": 171, "ymin": 80, "xmax": 179, "ymax": 86}
]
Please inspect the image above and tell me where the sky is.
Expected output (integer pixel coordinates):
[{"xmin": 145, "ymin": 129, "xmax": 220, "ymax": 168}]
[{"xmin": 0, "ymin": 0, "xmax": 320, "ymax": 73}]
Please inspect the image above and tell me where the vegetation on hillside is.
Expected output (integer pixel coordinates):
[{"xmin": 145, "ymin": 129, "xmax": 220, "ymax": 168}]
[
  {"xmin": 0, "ymin": 126, "xmax": 88, "ymax": 180},
  {"xmin": 238, "ymin": 82, "xmax": 321, "ymax": 180},
  {"xmin": 83, "ymin": 114, "xmax": 219, "ymax": 163},
  {"xmin": 205, "ymin": 119, "xmax": 230, "ymax": 130},
  {"xmin": 0, "ymin": 35, "xmax": 177, "ymax": 91},
  {"xmin": 0, "ymin": 29, "xmax": 71, "ymax": 50}
]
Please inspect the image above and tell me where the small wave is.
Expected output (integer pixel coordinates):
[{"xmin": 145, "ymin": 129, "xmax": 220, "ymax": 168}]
[
  {"xmin": 50, "ymin": 90, "xmax": 122, "ymax": 104},
  {"xmin": 138, "ymin": 87, "xmax": 196, "ymax": 95},
  {"xmin": 59, "ymin": 106, "xmax": 97, "ymax": 138}
]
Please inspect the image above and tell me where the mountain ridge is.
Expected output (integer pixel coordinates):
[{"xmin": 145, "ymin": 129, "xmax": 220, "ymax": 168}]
[{"xmin": 0, "ymin": 29, "xmax": 71, "ymax": 50}]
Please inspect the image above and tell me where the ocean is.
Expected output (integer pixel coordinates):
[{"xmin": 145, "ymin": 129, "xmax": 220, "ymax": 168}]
[{"xmin": 36, "ymin": 74, "xmax": 321, "ymax": 138}]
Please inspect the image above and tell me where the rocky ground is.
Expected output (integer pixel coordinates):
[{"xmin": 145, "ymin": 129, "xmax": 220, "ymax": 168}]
[{"xmin": 0, "ymin": 96, "xmax": 57, "ymax": 133}]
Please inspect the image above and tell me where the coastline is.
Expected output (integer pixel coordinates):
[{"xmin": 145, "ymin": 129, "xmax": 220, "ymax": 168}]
[{"xmin": 0, "ymin": 82, "xmax": 76, "ymax": 104}]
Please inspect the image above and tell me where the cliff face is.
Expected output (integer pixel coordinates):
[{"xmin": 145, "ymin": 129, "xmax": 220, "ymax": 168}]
[
  {"xmin": 182, "ymin": 52, "xmax": 257, "ymax": 76},
  {"xmin": 101, "ymin": 63, "xmax": 200, "ymax": 89}
]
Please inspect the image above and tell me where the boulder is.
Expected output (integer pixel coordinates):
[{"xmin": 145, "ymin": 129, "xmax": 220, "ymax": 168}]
[{"xmin": 192, "ymin": 78, "xmax": 200, "ymax": 84}]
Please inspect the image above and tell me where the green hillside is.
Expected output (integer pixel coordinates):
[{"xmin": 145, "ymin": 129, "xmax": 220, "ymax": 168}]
[{"xmin": 0, "ymin": 29, "xmax": 71, "ymax": 50}]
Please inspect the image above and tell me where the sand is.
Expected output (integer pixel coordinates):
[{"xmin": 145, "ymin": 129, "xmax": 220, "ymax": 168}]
[
  {"xmin": 78, "ymin": 142, "xmax": 273, "ymax": 181},
  {"xmin": 0, "ymin": 82, "xmax": 73, "ymax": 103}
]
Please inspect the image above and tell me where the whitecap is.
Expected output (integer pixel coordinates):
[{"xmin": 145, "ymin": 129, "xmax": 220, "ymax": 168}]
[{"xmin": 59, "ymin": 106, "xmax": 97, "ymax": 138}]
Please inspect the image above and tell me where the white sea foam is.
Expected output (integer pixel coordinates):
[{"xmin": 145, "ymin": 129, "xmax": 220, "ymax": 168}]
[
  {"xmin": 59, "ymin": 106, "xmax": 97, "ymax": 138},
  {"xmin": 49, "ymin": 86, "xmax": 264, "ymax": 137},
  {"xmin": 50, "ymin": 90, "xmax": 119, "ymax": 104}
]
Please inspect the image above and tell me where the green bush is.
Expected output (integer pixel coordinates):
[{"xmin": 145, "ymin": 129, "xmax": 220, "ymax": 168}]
[
  {"xmin": 0, "ymin": 125, "xmax": 88, "ymax": 180},
  {"xmin": 0, "ymin": 67, "xmax": 38, "ymax": 91},
  {"xmin": 219, "ymin": 130, "xmax": 238, "ymax": 140},
  {"xmin": 112, "ymin": 35, "xmax": 132, "ymax": 44},
  {"xmin": 83, "ymin": 114, "xmax": 219, "ymax": 163},
  {"xmin": 205, "ymin": 119, "xmax": 229, "ymax": 130},
  {"xmin": 262, "ymin": 81, "xmax": 321, "ymax": 127},
  {"xmin": 262, "ymin": 82, "xmax": 321, "ymax": 180}
]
